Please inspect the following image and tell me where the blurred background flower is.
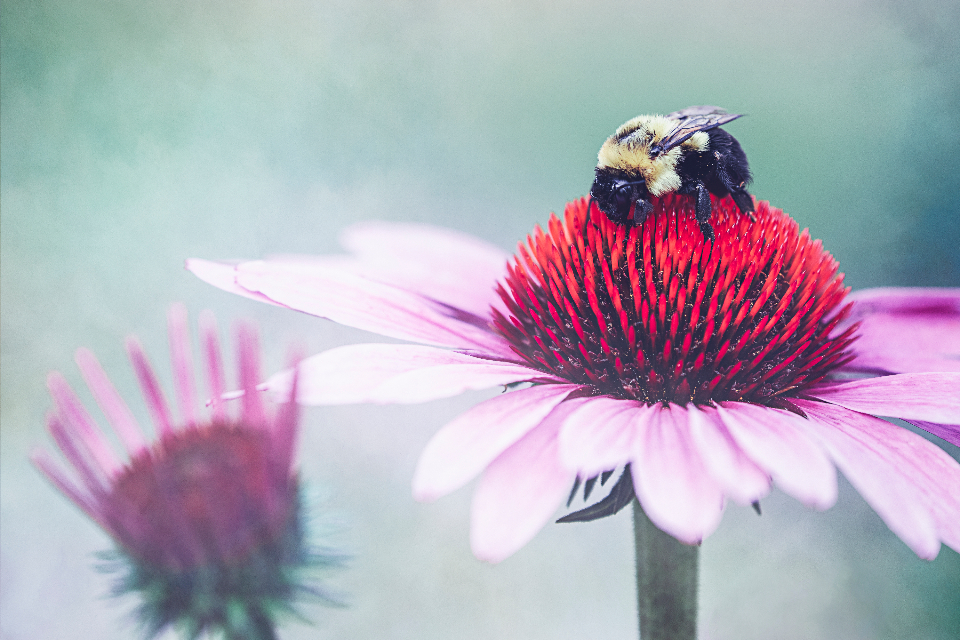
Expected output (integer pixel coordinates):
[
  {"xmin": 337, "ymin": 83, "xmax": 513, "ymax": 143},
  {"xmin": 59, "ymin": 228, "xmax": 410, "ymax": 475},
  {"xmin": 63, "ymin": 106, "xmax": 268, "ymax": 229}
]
[
  {"xmin": 32, "ymin": 304, "xmax": 344, "ymax": 639},
  {"xmin": 3, "ymin": 1, "xmax": 959, "ymax": 638}
]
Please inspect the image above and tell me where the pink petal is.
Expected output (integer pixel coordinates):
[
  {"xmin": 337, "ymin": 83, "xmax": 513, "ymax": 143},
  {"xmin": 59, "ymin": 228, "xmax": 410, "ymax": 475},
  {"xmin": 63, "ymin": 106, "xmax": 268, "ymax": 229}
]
[
  {"xmin": 31, "ymin": 449, "xmax": 105, "ymax": 526},
  {"xmin": 807, "ymin": 373, "xmax": 960, "ymax": 428},
  {"xmin": 716, "ymin": 403, "xmax": 837, "ymax": 509},
  {"xmin": 198, "ymin": 310, "xmax": 228, "ymax": 422},
  {"xmin": 266, "ymin": 344, "xmax": 545, "ymax": 405},
  {"xmin": 236, "ymin": 321, "xmax": 266, "ymax": 427},
  {"xmin": 45, "ymin": 412, "xmax": 110, "ymax": 493},
  {"xmin": 686, "ymin": 405, "xmax": 770, "ymax": 505},
  {"xmin": 167, "ymin": 303, "xmax": 197, "ymax": 426},
  {"xmin": 46, "ymin": 372, "xmax": 121, "ymax": 476},
  {"xmin": 630, "ymin": 404, "xmax": 725, "ymax": 544},
  {"xmin": 126, "ymin": 337, "xmax": 175, "ymax": 437},
  {"xmin": 558, "ymin": 396, "xmax": 647, "ymax": 478},
  {"xmin": 412, "ymin": 384, "xmax": 581, "ymax": 502},
  {"xmin": 74, "ymin": 348, "xmax": 146, "ymax": 456},
  {"xmin": 470, "ymin": 404, "xmax": 577, "ymax": 563},
  {"xmin": 338, "ymin": 221, "xmax": 510, "ymax": 318},
  {"xmin": 234, "ymin": 259, "xmax": 511, "ymax": 356},
  {"xmin": 796, "ymin": 400, "xmax": 957, "ymax": 558},
  {"xmin": 842, "ymin": 287, "xmax": 960, "ymax": 374}
]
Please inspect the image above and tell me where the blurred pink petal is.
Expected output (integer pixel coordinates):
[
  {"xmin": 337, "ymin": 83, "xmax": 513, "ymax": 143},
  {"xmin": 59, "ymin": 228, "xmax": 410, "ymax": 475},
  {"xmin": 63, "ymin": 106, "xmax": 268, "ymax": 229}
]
[
  {"xmin": 266, "ymin": 344, "xmax": 547, "ymax": 405},
  {"xmin": 630, "ymin": 405, "xmax": 725, "ymax": 544},
  {"xmin": 74, "ymin": 348, "xmax": 145, "ymax": 455},
  {"xmin": 716, "ymin": 403, "xmax": 837, "ymax": 510},
  {"xmin": 412, "ymin": 383, "xmax": 581, "ymax": 502},
  {"xmin": 842, "ymin": 287, "xmax": 960, "ymax": 374},
  {"xmin": 470, "ymin": 403, "xmax": 577, "ymax": 563}
]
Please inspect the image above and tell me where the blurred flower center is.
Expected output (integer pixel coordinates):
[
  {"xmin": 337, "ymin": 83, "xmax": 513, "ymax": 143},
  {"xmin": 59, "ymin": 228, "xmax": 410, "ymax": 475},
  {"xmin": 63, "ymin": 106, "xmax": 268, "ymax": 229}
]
[
  {"xmin": 107, "ymin": 422, "xmax": 293, "ymax": 571},
  {"xmin": 493, "ymin": 195, "xmax": 858, "ymax": 406}
]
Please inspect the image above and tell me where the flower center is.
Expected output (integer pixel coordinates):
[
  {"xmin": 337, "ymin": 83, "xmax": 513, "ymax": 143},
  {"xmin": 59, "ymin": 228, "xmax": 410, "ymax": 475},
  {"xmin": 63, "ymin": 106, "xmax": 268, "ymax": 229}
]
[
  {"xmin": 493, "ymin": 194, "xmax": 858, "ymax": 406},
  {"xmin": 107, "ymin": 422, "xmax": 294, "ymax": 570}
]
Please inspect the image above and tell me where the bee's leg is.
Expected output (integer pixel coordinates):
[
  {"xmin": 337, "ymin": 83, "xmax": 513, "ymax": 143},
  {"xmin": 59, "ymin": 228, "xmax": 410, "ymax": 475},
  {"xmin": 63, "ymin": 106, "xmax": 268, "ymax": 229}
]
[
  {"xmin": 731, "ymin": 186, "xmax": 756, "ymax": 221},
  {"xmin": 694, "ymin": 181, "xmax": 715, "ymax": 240},
  {"xmin": 633, "ymin": 198, "xmax": 654, "ymax": 225}
]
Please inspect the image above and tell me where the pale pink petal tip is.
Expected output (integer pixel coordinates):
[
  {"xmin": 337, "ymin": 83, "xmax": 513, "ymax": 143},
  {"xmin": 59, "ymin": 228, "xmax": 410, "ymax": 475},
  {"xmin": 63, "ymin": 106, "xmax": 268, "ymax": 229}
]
[
  {"xmin": 469, "ymin": 412, "xmax": 574, "ymax": 563},
  {"xmin": 630, "ymin": 404, "xmax": 724, "ymax": 544}
]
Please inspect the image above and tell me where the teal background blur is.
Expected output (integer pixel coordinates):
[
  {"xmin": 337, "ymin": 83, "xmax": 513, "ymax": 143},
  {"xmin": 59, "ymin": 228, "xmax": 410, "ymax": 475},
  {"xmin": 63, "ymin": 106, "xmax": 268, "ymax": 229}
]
[{"xmin": 2, "ymin": 1, "xmax": 959, "ymax": 638}]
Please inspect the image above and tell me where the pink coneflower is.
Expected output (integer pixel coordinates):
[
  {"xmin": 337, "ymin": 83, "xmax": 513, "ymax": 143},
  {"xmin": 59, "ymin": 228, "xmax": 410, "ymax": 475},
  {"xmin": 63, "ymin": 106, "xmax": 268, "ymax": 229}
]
[
  {"xmin": 188, "ymin": 195, "xmax": 960, "ymax": 567},
  {"xmin": 34, "ymin": 305, "xmax": 343, "ymax": 640}
]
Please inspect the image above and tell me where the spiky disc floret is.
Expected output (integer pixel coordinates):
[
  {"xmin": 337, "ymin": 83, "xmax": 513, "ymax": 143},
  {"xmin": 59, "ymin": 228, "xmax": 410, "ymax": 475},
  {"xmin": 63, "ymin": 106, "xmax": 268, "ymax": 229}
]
[{"xmin": 493, "ymin": 194, "xmax": 858, "ymax": 406}]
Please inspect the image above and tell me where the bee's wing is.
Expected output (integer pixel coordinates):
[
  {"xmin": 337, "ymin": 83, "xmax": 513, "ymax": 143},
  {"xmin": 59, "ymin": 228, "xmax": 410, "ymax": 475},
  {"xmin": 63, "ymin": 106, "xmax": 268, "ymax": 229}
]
[
  {"xmin": 657, "ymin": 107, "xmax": 743, "ymax": 152},
  {"xmin": 664, "ymin": 105, "xmax": 729, "ymax": 120}
]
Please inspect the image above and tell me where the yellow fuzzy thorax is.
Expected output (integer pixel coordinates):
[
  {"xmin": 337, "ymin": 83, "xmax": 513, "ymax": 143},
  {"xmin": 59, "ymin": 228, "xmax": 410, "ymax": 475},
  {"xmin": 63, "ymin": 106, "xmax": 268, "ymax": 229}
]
[{"xmin": 597, "ymin": 115, "xmax": 709, "ymax": 197}]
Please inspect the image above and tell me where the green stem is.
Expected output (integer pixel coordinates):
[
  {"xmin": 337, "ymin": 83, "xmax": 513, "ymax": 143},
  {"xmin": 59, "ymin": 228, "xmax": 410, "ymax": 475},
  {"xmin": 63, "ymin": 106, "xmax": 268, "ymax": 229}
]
[{"xmin": 632, "ymin": 498, "xmax": 699, "ymax": 640}]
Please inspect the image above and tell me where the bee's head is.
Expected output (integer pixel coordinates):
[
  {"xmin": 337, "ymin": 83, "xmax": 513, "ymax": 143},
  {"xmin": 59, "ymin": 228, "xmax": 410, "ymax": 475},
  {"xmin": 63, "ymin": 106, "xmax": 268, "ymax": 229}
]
[{"xmin": 589, "ymin": 169, "xmax": 650, "ymax": 225}]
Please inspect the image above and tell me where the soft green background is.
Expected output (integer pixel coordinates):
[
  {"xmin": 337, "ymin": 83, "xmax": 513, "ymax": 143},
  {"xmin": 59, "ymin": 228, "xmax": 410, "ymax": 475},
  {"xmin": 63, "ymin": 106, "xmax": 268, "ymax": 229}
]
[{"xmin": 2, "ymin": 1, "xmax": 959, "ymax": 638}]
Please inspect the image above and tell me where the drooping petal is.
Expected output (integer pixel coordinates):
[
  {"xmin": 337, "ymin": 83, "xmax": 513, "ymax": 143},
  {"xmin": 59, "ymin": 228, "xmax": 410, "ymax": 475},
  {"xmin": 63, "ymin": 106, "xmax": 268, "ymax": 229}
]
[
  {"xmin": 807, "ymin": 373, "xmax": 960, "ymax": 437},
  {"xmin": 338, "ymin": 221, "xmax": 510, "ymax": 317},
  {"xmin": 842, "ymin": 287, "xmax": 960, "ymax": 374},
  {"xmin": 558, "ymin": 396, "xmax": 647, "ymax": 478},
  {"xmin": 796, "ymin": 400, "xmax": 958, "ymax": 558},
  {"xmin": 686, "ymin": 404, "xmax": 770, "ymax": 506},
  {"xmin": 233, "ymin": 259, "xmax": 512, "ymax": 356},
  {"xmin": 716, "ymin": 403, "xmax": 837, "ymax": 510},
  {"xmin": 412, "ymin": 384, "xmax": 581, "ymax": 502},
  {"xmin": 266, "ymin": 344, "xmax": 546, "ymax": 405},
  {"xmin": 470, "ymin": 402, "xmax": 578, "ymax": 563},
  {"xmin": 630, "ymin": 404, "xmax": 725, "ymax": 544}
]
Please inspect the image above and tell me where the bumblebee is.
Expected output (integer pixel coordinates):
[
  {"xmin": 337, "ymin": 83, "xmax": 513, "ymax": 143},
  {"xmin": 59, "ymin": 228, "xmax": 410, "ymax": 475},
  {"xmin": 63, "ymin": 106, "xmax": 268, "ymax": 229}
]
[{"xmin": 589, "ymin": 105, "xmax": 754, "ymax": 239}]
